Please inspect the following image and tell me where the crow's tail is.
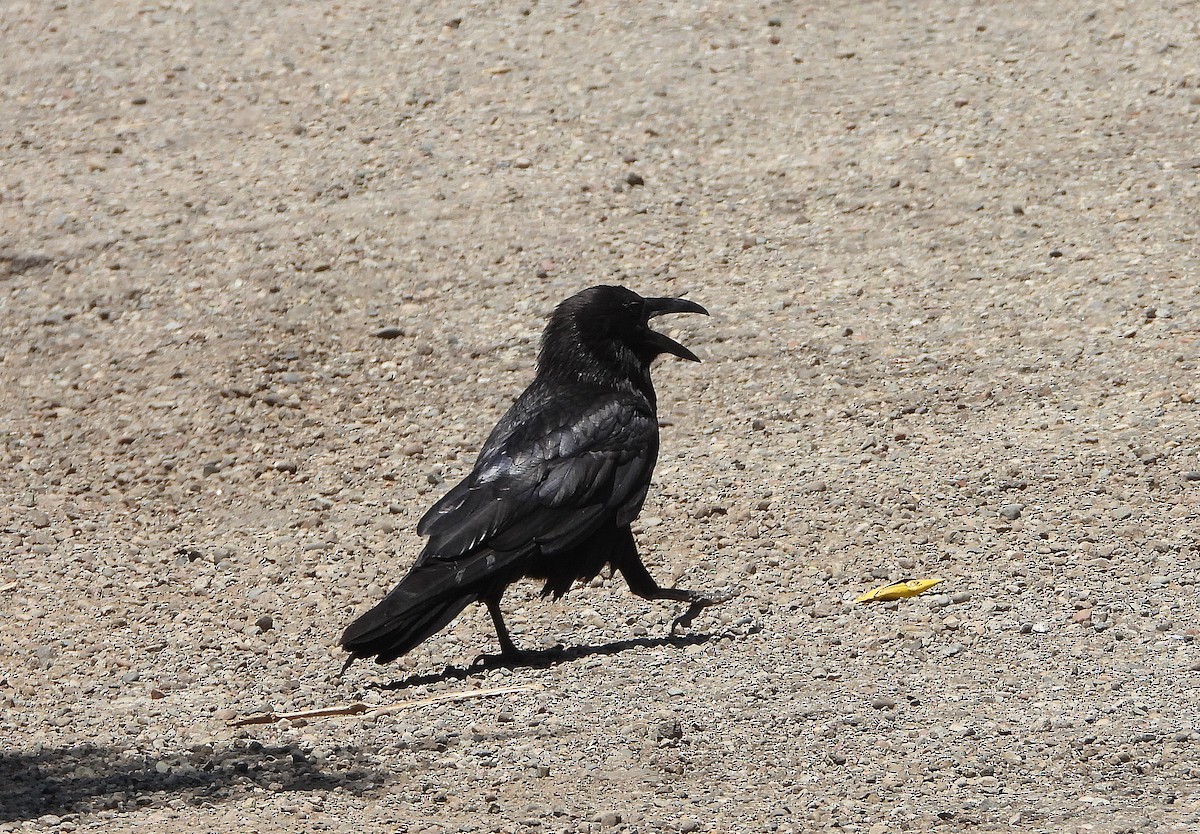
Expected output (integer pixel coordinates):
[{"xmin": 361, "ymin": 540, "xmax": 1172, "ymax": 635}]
[{"xmin": 340, "ymin": 561, "xmax": 479, "ymax": 666}]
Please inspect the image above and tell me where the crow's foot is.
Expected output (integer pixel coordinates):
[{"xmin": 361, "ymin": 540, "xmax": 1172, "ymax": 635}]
[
  {"xmin": 669, "ymin": 589, "xmax": 735, "ymax": 635},
  {"xmin": 470, "ymin": 644, "xmax": 565, "ymax": 668}
]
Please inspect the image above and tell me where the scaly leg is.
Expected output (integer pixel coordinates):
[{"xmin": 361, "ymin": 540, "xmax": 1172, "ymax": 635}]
[
  {"xmin": 484, "ymin": 593, "xmax": 522, "ymax": 659},
  {"xmin": 617, "ymin": 546, "xmax": 731, "ymax": 633}
]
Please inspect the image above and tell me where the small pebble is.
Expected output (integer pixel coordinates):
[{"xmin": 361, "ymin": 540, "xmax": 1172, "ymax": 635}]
[
  {"xmin": 1000, "ymin": 503, "xmax": 1024, "ymax": 520},
  {"xmin": 654, "ymin": 718, "xmax": 683, "ymax": 741}
]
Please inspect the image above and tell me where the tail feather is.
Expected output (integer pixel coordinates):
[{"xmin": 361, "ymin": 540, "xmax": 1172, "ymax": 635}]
[
  {"xmin": 342, "ymin": 589, "xmax": 476, "ymax": 665},
  {"xmin": 341, "ymin": 554, "xmax": 513, "ymax": 665}
]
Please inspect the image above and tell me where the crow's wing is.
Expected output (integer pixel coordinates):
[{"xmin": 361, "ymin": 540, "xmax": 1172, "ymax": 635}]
[{"xmin": 415, "ymin": 391, "xmax": 658, "ymax": 563}]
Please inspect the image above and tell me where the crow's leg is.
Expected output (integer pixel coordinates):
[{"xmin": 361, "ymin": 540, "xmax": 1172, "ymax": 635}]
[
  {"xmin": 484, "ymin": 593, "xmax": 522, "ymax": 659},
  {"xmin": 617, "ymin": 551, "xmax": 731, "ymax": 633},
  {"xmin": 617, "ymin": 548, "xmax": 700, "ymax": 602},
  {"xmin": 469, "ymin": 592, "xmax": 562, "ymax": 666}
]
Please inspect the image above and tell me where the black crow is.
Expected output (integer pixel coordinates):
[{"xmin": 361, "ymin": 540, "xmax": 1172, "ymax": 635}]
[{"xmin": 341, "ymin": 285, "xmax": 723, "ymax": 667}]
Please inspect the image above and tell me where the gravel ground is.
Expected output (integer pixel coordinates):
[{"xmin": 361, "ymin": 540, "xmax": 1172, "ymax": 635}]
[{"xmin": 2, "ymin": 1, "xmax": 1199, "ymax": 832}]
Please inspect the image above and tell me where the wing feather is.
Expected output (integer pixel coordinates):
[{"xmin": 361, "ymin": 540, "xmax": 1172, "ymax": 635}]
[{"xmin": 415, "ymin": 388, "xmax": 657, "ymax": 564}]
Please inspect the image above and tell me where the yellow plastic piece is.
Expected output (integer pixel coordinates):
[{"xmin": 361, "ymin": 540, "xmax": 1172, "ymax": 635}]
[{"xmin": 855, "ymin": 577, "xmax": 945, "ymax": 603}]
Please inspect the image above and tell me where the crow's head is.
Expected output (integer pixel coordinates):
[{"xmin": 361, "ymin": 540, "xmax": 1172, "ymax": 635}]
[{"xmin": 539, "ymin": 285, "xmax": 708, "ymax": 384}]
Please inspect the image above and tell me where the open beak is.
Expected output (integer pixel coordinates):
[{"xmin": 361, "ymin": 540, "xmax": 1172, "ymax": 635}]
[{"xmin": 643, "ymin": 296, "xmax": 709, "ymax": 362}]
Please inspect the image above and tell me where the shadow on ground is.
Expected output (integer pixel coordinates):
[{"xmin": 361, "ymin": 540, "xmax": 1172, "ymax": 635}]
[
  {"xmin": 381, "ymin": 629, "xmax": 746, "ymax": 689},
  {"xmin": 0, "ymin": 740, "xmax": 386, "ymax": 822}
]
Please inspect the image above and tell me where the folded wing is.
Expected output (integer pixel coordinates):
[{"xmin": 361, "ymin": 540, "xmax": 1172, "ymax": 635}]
[{"xmin": 416, "ymin": 392, "xmax": 658, "ymax": 562}]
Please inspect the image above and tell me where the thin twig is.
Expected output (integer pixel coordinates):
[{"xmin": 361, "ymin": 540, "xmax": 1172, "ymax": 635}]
[{"xmin": 231, "ymin": 683, "xmax": 542, "ymax": 727}]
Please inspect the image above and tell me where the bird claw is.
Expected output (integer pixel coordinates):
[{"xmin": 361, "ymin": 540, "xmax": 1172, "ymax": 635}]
[
  {"xmin": 470, "ymin": 651, "xmax": 525, "ymax": 668},
  {"xmin": 669, "ymin": 589, "xmax": 735, "ymax": 635},
  {"xmin": 470, "ymin": 645, "xmax": 565, "ymax": 669},
  {"xmin": 470, "ymin": 652, "xmax": 499, "ymax": 668}
]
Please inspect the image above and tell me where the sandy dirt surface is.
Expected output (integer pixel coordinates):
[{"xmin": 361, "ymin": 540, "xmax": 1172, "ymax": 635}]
[{"xmin": 2, "ymin": 1, "xmax": 1199, "ymax": 832}]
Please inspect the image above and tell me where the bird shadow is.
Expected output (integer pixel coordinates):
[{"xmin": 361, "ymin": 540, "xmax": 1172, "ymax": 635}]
[
  {"xmin": 381, "ymin": 630, "xmax": 735, "ymax": 690},
  {"xmin": 0, "ymin": 740, "xmax": 387, "ymax": 822}
]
